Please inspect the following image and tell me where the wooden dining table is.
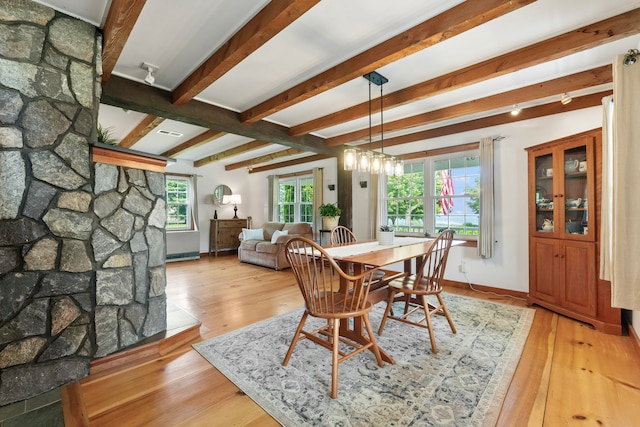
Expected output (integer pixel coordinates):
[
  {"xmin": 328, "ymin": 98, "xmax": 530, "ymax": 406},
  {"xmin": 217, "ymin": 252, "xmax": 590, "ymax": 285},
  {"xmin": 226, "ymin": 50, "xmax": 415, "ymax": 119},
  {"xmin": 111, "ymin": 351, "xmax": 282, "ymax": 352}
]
[{"xmin": 322, "ymin": 237, "xmax": 440, "ymax": 364}]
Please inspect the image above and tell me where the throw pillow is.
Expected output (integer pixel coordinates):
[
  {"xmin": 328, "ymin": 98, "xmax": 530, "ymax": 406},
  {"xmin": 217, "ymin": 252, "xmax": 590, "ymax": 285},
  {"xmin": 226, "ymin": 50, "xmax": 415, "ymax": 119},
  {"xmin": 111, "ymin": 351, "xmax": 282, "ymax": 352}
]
[
  {"xmin": 270, "ymin": 229, "xmax": 289, "ymax": 244},
  {"xmin": 242, "ymin": 228, "xmax": 264, "ymax": 241}
]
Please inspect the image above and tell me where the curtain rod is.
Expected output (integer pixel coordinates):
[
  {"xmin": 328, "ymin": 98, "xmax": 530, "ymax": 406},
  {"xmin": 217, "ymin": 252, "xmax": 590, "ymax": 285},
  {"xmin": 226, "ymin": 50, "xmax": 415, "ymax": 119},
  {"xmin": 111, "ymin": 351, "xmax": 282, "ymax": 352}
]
[
  {"xmin": 401, "ymin": 137, "xmax": 504, "ymax": 160},
  {"xmin": 166, "ymin": 172, "xmax": 201, "ymax": 178},
  {"xmin": 278, "ymin": 169, "xmax": 314, "ymax": 179}
]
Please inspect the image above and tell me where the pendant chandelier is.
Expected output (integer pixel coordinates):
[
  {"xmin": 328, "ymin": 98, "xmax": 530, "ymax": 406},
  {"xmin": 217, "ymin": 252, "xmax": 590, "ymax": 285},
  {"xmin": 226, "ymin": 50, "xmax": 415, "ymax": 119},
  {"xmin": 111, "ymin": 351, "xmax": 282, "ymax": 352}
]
[{"xmin": 344, "ymin": 71, "xmax": 403, "ymax": 176}]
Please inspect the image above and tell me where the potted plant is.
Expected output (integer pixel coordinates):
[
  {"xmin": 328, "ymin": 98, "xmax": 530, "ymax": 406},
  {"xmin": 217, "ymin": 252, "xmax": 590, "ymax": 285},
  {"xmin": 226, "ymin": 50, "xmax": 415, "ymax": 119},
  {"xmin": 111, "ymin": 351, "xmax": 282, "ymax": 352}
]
[
  {"xmin": 319, "ymin": 203, "xmax": 342, "ymax": 230},
  {"xmin": 378, "ymin": 225, "xmax": 395, "ymax": 245},
  {"xmin": 97, "ymin": 123, "xmax": 117, "ymax": 145}
]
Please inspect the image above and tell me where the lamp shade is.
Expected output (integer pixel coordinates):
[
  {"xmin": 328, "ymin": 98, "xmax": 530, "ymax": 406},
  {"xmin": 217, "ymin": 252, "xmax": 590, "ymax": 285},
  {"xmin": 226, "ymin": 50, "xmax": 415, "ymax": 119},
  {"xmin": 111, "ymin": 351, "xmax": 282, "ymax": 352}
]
[
  {"xmin": 229, "ymin": 194, "xmax": 242, "ymax": 205},
  {"xmin": 344, "ymin": 148, "xmax": 357, "ymax": 171}
]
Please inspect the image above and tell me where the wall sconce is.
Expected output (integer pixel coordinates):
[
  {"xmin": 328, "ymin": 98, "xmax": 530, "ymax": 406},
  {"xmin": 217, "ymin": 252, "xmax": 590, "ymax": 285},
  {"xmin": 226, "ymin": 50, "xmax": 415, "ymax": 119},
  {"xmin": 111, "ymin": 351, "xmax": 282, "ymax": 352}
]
[
  {"xmin": 327, "ymin": 184, "xmax": 335, "ymax": 191},
  {"xmin": 359, "ymin": 181, "xmax": 368, "ymax": 188}
]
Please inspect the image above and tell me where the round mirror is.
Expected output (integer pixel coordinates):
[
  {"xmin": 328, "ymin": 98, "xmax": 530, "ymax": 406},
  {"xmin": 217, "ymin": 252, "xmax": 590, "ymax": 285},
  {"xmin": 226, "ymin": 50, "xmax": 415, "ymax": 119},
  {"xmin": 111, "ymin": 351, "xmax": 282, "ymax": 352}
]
[{"xmin": 213, "ymin": 185, "xmax": 232, "ymax": 205}]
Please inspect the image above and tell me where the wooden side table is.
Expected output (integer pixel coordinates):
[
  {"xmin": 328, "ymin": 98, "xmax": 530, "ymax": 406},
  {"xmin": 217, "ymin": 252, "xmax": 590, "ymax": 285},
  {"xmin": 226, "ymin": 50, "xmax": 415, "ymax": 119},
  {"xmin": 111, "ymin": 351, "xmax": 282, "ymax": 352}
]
[{"xmin": 209, "ymin": 218, "xmax": 247, "ymax": 256}]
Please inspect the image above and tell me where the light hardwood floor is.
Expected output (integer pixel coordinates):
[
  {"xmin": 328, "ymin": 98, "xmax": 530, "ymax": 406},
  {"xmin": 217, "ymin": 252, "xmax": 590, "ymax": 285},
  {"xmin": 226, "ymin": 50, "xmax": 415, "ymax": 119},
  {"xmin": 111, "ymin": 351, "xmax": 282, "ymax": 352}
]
[{"xmin": 65, "ymin": 254, "xmax": 640, "ymax": 426}]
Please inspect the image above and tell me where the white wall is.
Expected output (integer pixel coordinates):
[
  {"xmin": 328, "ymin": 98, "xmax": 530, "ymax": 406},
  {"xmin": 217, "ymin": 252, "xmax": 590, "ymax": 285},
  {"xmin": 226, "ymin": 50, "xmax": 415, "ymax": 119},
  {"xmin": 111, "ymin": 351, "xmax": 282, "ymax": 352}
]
[{"xmin": 168, "ymin": 106, "xmax": 640, "ymax": 338}]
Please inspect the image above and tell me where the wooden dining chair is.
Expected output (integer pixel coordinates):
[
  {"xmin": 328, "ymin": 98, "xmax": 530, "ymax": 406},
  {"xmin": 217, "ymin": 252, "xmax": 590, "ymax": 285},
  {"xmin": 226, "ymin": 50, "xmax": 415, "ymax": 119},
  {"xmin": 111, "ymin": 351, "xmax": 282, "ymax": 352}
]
[
  {"xmin": 330, "ymin": 225, "xmax": 356, "ymax": 245},
  {"xmin": 377, "ymin": 229, "xmax": 456, "ymax": 353},
  {"xmin": 283, "ymin": 237, "xmax": 384, "ymax": 398},
  {"xmin": 328, "ymin": 225, "xmax": 387, "ymax": 281}
]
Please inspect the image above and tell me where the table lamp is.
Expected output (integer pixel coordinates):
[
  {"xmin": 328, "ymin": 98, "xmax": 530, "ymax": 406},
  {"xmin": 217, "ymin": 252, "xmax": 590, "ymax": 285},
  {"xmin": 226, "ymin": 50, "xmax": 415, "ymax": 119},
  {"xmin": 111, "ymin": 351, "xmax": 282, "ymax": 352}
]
[{"xmin": 223, "ymin": 194, "xmax": 242, "ymax": 218}]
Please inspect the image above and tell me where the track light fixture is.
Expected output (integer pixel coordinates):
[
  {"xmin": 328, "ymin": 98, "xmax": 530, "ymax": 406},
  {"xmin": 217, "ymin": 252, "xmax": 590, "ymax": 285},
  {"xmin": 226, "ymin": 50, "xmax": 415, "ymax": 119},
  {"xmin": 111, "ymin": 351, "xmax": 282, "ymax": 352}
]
[
  {"xmin": 510, "ymin": 104, "xmax": 521, "ymax": 116},
  {"xmin": 623, "ymin": 49, "xmax": 639, "ymax": 66},
  {"xmin": 141, "ymin": 62, "xmax": 158, "ymax": 86},
  {"xmin": 560, "ymin": 93, "xmax": 572, "ymax": 105},
  {"xmin": 144, "ymin": 67, "xmax": 155, "ymax": 85}
]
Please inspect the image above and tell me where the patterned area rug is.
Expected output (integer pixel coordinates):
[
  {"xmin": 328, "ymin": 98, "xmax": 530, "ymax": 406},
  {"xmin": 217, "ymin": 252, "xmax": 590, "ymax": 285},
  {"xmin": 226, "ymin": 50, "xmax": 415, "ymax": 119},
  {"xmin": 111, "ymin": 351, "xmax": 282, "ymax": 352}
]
[{"xmin": 193, "ymin": 294, "xmax": 534, "ymax": 426}]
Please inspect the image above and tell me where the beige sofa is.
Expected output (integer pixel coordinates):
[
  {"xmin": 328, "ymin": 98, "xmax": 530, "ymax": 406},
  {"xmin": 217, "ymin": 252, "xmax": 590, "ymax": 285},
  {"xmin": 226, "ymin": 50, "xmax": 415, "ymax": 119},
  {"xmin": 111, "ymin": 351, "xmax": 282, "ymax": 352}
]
[{"xmin": 238, "ymin": 222, "xmax": 313, "ymax": 270}]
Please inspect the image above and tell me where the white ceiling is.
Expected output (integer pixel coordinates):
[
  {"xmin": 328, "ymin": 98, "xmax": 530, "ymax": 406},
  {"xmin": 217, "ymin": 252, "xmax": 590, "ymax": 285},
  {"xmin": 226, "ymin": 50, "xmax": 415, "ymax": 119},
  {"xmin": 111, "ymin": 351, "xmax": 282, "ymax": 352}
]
[{"xmin": 35, "ymin": 0, "xmax": 640, "ymax": 167}]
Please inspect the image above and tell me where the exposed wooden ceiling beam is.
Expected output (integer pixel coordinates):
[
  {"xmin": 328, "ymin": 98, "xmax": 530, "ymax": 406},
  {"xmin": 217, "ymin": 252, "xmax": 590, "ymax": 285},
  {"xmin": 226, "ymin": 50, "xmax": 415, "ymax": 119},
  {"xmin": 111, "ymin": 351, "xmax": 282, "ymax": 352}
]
[
  {"xmin": 370, "ymin": 90, "xmax": 610, "ymax": 151},
  {"xmin": 161, "ymin": 130, "xmax": 226, "ymax": 158},
  {"xmin": 250, "ymin": 90, "xmax": 608, "ymax": 173},
  {"xmin": 225, "ymin": 148, "xmax": 306, "ymax": 171},
  {"xmin": 248, "ymin": 154, "xmax": 330, "ymax": 174},
  {"xmin": 295, "ymin": 8, "xmax": 640, "ymax": 136},
  {"xmin": 326, "ymin": 65, "xmax": 613, "ymax": 146},
  {"xmin": 118, "ymin": 115, "xmax": 164, "ymax": 148},
  {"xmin": 193, "ymin": 140, "xmax": 271, "ymax": 167},
  {"xmin": 240, "ymin": 0, "xmax": 535, "ymax": 124},
  {"xmin": 172, "ymin": 0, "xmax": 320, "ymax": 105},
  {"xmin": 101, "ymin": 0, "xmax": 147, "ymax": 84},
  {"xmin": 101, "ymin": 76, "xmax": 344, "ymax": 157}
]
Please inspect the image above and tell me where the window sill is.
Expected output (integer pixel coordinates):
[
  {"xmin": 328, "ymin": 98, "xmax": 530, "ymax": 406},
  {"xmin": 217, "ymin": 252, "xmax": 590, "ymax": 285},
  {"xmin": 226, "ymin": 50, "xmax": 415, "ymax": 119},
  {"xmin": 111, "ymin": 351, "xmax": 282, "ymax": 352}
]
[{"xmin": 396, "ymin": 232, "xmax": 477, "ymax": 248}]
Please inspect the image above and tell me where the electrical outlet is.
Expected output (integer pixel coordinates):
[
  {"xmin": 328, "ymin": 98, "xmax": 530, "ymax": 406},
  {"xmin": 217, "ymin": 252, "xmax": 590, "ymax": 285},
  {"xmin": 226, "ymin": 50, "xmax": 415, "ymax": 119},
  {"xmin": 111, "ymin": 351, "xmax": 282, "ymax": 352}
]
[{"xmin": 459, "ymin": 260, "xmax": 466, "ymax": 273}]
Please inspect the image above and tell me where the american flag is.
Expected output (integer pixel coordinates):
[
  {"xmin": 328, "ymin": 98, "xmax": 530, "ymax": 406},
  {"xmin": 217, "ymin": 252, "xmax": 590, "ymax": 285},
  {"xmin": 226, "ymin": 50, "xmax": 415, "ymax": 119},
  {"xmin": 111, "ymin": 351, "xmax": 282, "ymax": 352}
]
[{"xmin": 440, "ymin": 169, "xmax": 454, "ymax": 214}]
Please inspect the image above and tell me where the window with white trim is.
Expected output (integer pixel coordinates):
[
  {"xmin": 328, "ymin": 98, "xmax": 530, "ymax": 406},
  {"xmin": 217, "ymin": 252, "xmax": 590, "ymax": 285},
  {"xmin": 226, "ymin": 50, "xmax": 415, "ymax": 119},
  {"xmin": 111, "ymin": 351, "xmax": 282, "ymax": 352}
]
[
  {"xmin": 166, "ymin": 176, "xmax": 192, "ymax": 230},
  {"xmin": 384, "ymin": 150, "xmax": 480, "ymax": 238},
  {"xmin": 277, "ymin": 176, "xmax": 313, "ymax": 224}
]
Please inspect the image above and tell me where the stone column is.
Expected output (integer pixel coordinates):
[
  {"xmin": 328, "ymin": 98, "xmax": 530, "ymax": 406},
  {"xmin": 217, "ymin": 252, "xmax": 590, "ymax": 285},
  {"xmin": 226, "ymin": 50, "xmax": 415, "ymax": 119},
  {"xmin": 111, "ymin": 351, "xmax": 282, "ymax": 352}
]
[{"xmin": 0, "ymin": 0, "xmax": 100, "ymax": 405}]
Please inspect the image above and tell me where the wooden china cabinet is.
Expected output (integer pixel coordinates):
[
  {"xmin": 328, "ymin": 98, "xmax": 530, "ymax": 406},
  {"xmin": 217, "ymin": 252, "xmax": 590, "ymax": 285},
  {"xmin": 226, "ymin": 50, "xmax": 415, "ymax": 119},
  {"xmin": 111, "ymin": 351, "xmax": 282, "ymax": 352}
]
[{"xmin": 526, "ymin": 128, "xmax": 621, "ymax": 334}]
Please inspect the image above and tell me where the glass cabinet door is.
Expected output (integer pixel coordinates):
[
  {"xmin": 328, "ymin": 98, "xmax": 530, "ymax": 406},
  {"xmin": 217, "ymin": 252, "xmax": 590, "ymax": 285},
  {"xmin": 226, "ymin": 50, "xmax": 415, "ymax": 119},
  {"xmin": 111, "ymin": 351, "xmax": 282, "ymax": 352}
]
[
  {"xmin": 562, "ymin": 144, "xmax": 589, "ymax": 237},
  {"xmin": 534, "ymin": 151, "xmax": 555, "ymax": 234}
]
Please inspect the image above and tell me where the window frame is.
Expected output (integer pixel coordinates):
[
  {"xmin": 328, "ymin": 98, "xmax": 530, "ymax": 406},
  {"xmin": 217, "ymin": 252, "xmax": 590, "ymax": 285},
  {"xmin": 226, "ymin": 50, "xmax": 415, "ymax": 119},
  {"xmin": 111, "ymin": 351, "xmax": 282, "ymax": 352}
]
[
  {"xmin": 428, "ymin": 151, "xmax": 480, "ymax": 239},
  {"xmin": 277, "ymin": 175, "xmax": 314, "ymax": 224},
  {"xmin": 165, "ymin": 175, "xmax": 194, "ymax": 231},
  {"xmin": 384, "ymin": 148, "xmax": 480, "ymax": 240}
]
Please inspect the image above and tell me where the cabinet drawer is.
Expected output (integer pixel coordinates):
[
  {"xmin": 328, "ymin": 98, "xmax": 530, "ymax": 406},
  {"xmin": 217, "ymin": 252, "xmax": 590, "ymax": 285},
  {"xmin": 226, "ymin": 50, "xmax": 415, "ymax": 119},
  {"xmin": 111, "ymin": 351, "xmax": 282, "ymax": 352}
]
[{"xmin": 219, "ymin": 219, "xmax": 247, "ymax": 229}]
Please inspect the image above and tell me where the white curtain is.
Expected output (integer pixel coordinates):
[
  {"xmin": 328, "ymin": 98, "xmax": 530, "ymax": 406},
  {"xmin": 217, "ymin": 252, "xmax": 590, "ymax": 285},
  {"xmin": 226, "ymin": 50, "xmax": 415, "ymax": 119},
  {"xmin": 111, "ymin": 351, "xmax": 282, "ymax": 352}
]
[
  {"xmin": 600, "ymin": 95, "xmax": 614, "ymax": 281},
  {"xmin": 190, "ymin": 175, "xmax": 199, "ymax": 230},
  {"xmin": 478, "ymin": 136, "xmax": 494, "ymax": 258},
  {"xmin": 610, "ymin": 54, "xmax": 640, "ymax": 310},
  {"xmin": 267, "ymin": 175, "xmax": 278, "ymax": 222},
  {"xmin": 313, "ymin": 167, "xmax": 323, "ymax": 240}
]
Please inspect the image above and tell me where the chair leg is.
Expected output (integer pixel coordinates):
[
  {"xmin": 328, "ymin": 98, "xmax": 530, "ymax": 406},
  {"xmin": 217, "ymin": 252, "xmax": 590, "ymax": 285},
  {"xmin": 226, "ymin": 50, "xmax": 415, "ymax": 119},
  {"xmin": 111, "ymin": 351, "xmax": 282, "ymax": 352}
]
[
  {"xmin": 363, "ymin": 314, "xmax": 383, "ymax": 367},
  {"xmin": 437, "ymin": 293, "xmax": 456, "ymax": 334},
  {"xmin": 283, "ymin": 311, "xmax": 308, "ymax": 366},
  {"xmin": 421, "ymin": 295, "xmax": 438, "ymax": 353},
  {"xmin": 377, "ymin": 289, "xmax": 397, "ymax": 335},
  {"xmin": 331, "ymin": 318, "xmax": 340, "ymax": 399}
]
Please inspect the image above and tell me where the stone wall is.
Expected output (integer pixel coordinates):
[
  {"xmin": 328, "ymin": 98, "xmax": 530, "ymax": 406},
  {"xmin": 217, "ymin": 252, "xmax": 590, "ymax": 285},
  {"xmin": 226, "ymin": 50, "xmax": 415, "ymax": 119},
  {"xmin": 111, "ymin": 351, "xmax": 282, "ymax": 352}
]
[
  {"xmin": 0, "ymin": 0, "xmax": 167, "ymax": 407},
  {"xmin": 93, "ymin": 163, "xmax": 167, "ymax": 358}
]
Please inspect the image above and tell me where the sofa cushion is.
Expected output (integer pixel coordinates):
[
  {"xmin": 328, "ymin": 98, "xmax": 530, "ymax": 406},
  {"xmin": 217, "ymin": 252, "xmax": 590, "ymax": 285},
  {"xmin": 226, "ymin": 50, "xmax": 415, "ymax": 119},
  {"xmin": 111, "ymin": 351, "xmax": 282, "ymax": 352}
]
[
  {"xmin": 239, "ymin": 240, "xmax": 259, "ymax": 251},
  {"xmin": 262, "ymin": 222, "xmax": 285, "ymax": 241},
  {"xmin": 256, "ymin": 241, "xmax": 280, "ymax": 254},
  {"xmin": 271, "ymin": 229, "xmax": 288, "ymax": 244},
  {"xmin": 283, "ymin": 222, "xmax": 312, "ymax": 235},
  {"xmin": 242, "ymin": 228, "xmax": 264, "ymax": 240}
]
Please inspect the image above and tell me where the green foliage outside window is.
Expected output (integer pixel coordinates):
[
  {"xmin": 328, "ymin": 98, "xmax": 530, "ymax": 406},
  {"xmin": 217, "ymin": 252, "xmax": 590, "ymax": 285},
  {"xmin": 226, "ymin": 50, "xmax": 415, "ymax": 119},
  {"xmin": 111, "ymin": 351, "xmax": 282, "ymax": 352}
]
[
  {"xmin": 385, "ymin": 155, "xmax": 480, "ymax": 237},
  {"xmin": 278, "ymin": 177, "xmax": 313, "ymax": 224},
  {"xmin": 166, "ymin": 177, "xmax": 190, "ymax": 229},
  {"xmin": 386, "ymin": 163, "xmax": 425, "ymax": 232}
]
